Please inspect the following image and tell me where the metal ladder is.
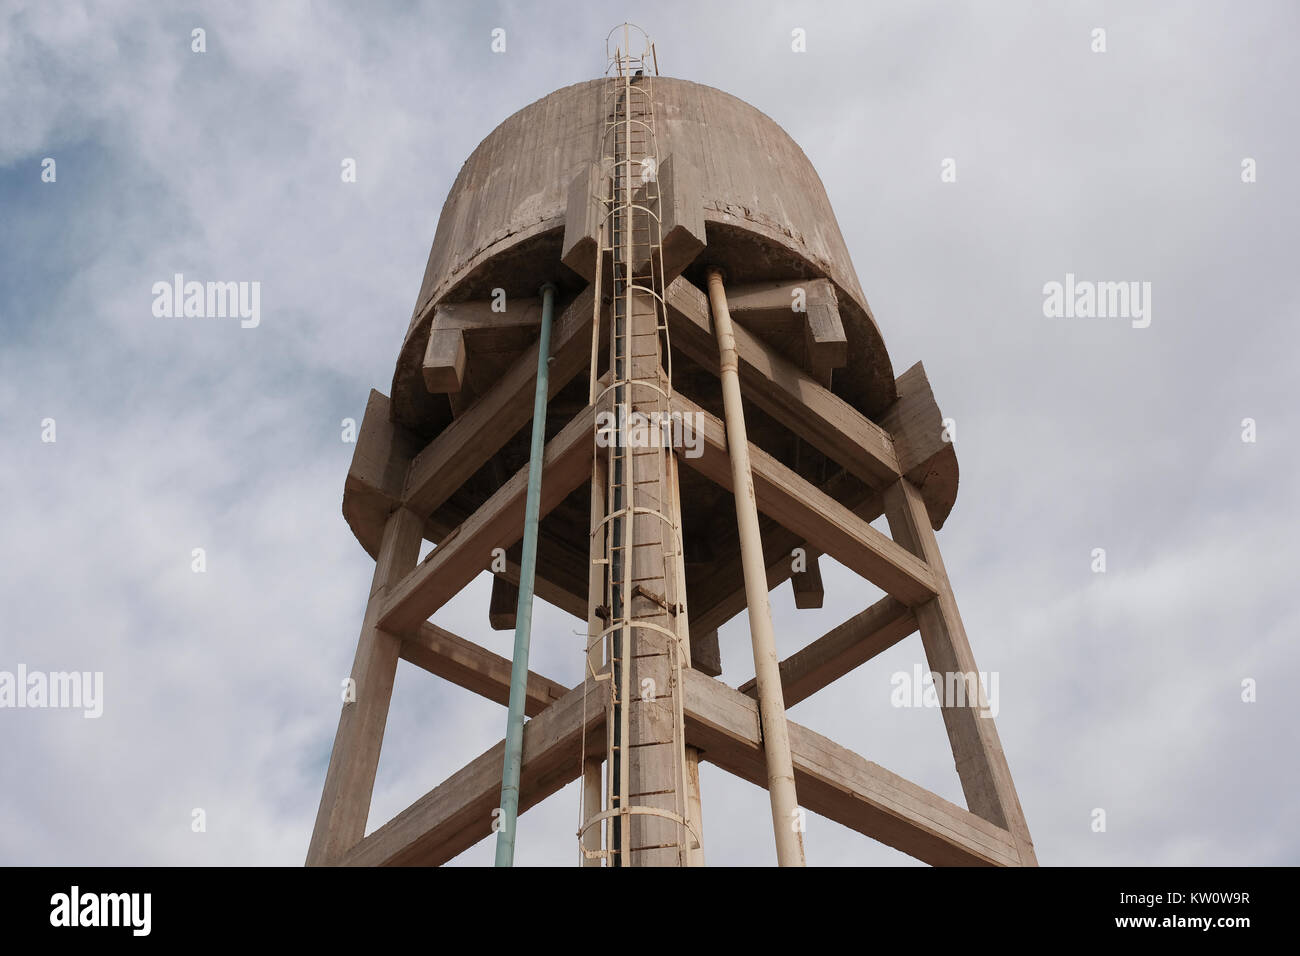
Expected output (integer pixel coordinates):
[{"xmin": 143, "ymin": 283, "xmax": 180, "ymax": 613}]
[{"xmin": 578, "ymin": 24, "xmax": 696, "ymax": 867}]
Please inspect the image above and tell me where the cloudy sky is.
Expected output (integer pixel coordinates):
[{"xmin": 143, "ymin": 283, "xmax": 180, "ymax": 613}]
[{"xmin": 2, "ymin": 0, "xmax": 1296, "ymax": 866}]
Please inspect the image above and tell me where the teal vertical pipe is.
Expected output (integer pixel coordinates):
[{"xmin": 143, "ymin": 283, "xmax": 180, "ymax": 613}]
[{"xmin": 494, "ymin": 282, "xmax": 556, "ymax": 867}]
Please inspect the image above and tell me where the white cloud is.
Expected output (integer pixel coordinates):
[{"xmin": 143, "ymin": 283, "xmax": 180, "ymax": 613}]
[{"xmin": 1, "ymin": 0, "xmax": 1296, "ymax": 867}]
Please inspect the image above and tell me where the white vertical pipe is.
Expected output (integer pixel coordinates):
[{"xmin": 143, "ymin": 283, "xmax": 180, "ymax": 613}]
[{"xmin": 706, "ymin": 268, "xmax": 806, "ymax": 867}]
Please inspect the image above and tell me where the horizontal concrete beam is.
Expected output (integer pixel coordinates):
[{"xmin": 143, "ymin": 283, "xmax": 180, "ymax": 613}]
[
  {"xmin": 340, "ymin": 679, "xmax": 604, "ymax": 866},
  {"xmin": 738, "ymin": 595, "xmax": 917, "ymax": 707},
  {"xmin": 401, "ymin": 622, "xmax": 567, "ymax": 717},
  {"xmin": 380, "ymin": 405, "xmax": 595, "ymax": 634},
  {"xmin": 673, "ymin": 393, "xmax": 939, "ymax": 606},
  {"xmin": 403, "ymin": 286, "xmax": 597, "ymax": 518},
  {"xmin": 340, "ymin": 389, "xmax": 584, "ymax": 619},
  {"xmin": 722, "ymin": 278, "xmax": 847, "ymax": 374},
  {"xmin": 665, "ymin": 277, "xmax": 900, "ymax": 489},
  {"xmin": 688, "ymin": 471, "xmax": 880, "ymax": 635},
  {"xmin": 342, "ymin": 666, "xmax": 1018, "ymax": 867},
  {"xmin": 682, "ymin": 670, "xmax": 1021, "ymax": 866}
]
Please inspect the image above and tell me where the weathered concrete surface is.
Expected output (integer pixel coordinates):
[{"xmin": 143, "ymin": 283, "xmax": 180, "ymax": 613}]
[{"xmin": 391, "ymin": 77, "xmax": 898, "ymax": 436}]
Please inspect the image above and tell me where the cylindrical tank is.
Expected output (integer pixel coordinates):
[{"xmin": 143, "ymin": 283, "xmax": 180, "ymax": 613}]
[{"xmin": 390, "ymin": 77, "xmax": 896, "ymax": 437}]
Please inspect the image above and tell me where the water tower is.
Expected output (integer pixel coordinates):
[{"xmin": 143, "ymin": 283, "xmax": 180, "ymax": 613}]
[{"xmin": 308, "ymin": 25, "xmax": 1036, "ymax": 867}]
